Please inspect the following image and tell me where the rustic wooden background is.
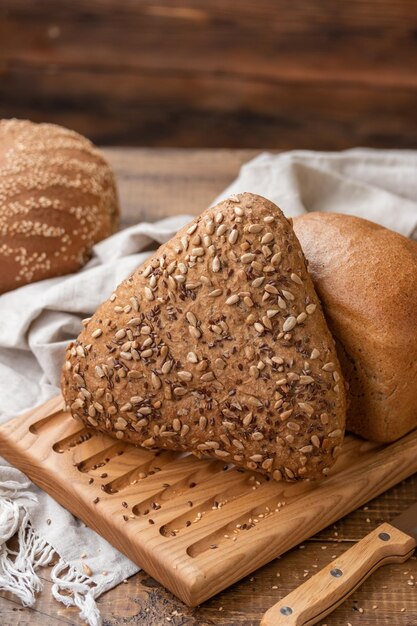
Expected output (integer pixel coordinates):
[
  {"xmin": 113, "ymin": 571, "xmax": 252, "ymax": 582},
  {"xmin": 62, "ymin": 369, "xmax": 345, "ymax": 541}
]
[{"xmin": 1, "ymin": 0, "xmax": 416, "ymax": 149}]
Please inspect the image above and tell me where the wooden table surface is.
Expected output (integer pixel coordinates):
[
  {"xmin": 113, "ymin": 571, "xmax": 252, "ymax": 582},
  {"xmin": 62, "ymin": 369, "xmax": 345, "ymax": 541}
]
[{"xmin": 1, "ymin": 148, "xmax": 417, "ymax": 626}]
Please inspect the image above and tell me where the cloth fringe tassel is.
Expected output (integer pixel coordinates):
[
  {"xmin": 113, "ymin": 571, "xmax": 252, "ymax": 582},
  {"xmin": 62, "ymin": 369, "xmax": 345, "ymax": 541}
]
[
  {"xmin": 51, "ymin": 560, "xmax": 110, "ymax": 626},
  {"xmin": 0, "ymin": 478, "xmax": 105, "ymax": 625}
]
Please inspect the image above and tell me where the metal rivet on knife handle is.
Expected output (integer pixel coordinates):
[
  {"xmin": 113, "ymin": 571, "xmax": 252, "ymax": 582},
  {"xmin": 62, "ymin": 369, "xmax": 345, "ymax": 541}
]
[
  {"xmin": 279, "ymin": 606, "xmax": 293, "ymax": 616},
  {"xmin": 378, "ymin": 532, "xmax": 391, "ymax": 541}
]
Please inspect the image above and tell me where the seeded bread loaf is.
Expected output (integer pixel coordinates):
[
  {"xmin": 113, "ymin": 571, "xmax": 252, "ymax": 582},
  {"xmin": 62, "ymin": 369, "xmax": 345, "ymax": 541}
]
[
  {"xmin": 293, "ymin": 212, "xmax": 417, "ymax": 443},
  {"xmin": 62, "ymin": 193, "xmax": 346, "ymax": 481},
  {"xmin": 0, "ymin": 119, "xmax": 119, "ymax": 294}
]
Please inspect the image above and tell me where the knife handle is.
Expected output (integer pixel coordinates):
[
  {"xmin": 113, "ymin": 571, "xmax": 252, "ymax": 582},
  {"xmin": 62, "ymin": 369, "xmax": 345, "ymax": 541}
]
[{"xmin": 260, "ymin": 522, "xmax": 416, "ymax": 626}]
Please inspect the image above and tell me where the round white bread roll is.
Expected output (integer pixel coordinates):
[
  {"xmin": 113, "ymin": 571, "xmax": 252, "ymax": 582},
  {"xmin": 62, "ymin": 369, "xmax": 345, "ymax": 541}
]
[{"xmin": 0, "ymin": 119, "xmax": 119, "ymax": 294}]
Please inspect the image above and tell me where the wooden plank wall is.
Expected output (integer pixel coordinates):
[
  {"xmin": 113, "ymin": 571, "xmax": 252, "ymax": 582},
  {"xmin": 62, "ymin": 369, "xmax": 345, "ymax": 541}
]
[{"xmin": 0, "ymin": 0, "xmax": 416, "ymax": 149}]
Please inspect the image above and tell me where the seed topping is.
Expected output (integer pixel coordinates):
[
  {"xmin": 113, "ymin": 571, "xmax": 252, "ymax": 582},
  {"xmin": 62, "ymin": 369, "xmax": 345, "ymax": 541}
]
[{"xmin": 62, "ymin": 192, "xmax": 344, "ymax": 485}]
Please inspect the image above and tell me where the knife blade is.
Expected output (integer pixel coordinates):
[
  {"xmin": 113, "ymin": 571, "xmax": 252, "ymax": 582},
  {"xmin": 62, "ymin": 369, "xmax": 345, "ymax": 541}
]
[
  {"xmin": 261, "ymin": 505, "xmax": 417, "ymax": 626},
  {"xmin": 390, "ymin": 501, "xmax": 417, "ymax": 541}
]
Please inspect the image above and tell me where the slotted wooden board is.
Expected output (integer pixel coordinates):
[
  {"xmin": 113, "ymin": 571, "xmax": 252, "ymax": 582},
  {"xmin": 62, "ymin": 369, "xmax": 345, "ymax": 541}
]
[{"xmin": 1, "ymin": 396, "xmax": 417, "ymax": 607}]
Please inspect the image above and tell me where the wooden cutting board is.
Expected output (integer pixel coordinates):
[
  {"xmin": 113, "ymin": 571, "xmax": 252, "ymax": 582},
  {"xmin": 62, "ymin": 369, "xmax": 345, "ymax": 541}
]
[{"xmin": 1, "ymin": 396, "xmax": 417, "ymax": 607}]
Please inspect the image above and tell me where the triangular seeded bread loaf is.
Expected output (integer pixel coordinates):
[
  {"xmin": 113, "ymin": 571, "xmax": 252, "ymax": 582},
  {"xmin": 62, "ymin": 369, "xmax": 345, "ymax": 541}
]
[{"xmin": 62, "ymin": 193, "xmax": 346, "ymax": 481}]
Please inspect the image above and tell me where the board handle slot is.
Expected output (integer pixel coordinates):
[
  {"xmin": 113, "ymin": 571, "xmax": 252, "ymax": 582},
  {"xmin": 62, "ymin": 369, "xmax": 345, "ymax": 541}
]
[
  {"xmin": 53, "ymin": 428, "xmax": 94, "ymax": 453},
  {"xmin": 186, "ymin": 483, "xmax": 296, "ymax": 557},
  {"xmin": 131, "ymin": 460, "xmax": 226, "ymax": 516},
  {"xmin": 159, "ymin": 471, "xmax": 262, "ymax": 538},
  {"xmin": 29, "ymin": 408, "xmax": 67, "ymax": 434},
  {"xmin": 102, "ymin": 451, "xmax": 175, "ymax": 494},
  {"xmin": 76, "ymin": 443, "xmax": 126, "ymax": 472}
]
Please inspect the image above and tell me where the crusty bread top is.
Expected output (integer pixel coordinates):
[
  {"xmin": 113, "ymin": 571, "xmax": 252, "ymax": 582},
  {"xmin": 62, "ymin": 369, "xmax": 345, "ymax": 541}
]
[
  {"xmin": 0, "ymin": 119, "xmax": 119, "ymax": 293},
  {"xmin": 293, "ymin": 212, "xmax": 417, "ymax": 442},
  {"xmin": 62, "ymin": 193, "xmax": 346, "ymax": 481}
]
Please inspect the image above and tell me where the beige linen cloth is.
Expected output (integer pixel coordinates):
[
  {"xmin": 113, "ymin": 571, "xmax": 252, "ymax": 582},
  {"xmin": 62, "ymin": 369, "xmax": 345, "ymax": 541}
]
[{"xmin": 1, "ymin": 149, "xmax": 417, "ymax": 625}]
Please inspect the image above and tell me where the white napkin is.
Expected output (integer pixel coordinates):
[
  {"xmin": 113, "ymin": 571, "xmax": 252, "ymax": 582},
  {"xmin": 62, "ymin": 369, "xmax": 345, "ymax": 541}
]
[
  {"xmin": 214, "ymin": 149, "xmax": 417, "ymax": 239},
  {"xmin": 1, "ymin": 148, "xmax": 417, "ymax": 624}
]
